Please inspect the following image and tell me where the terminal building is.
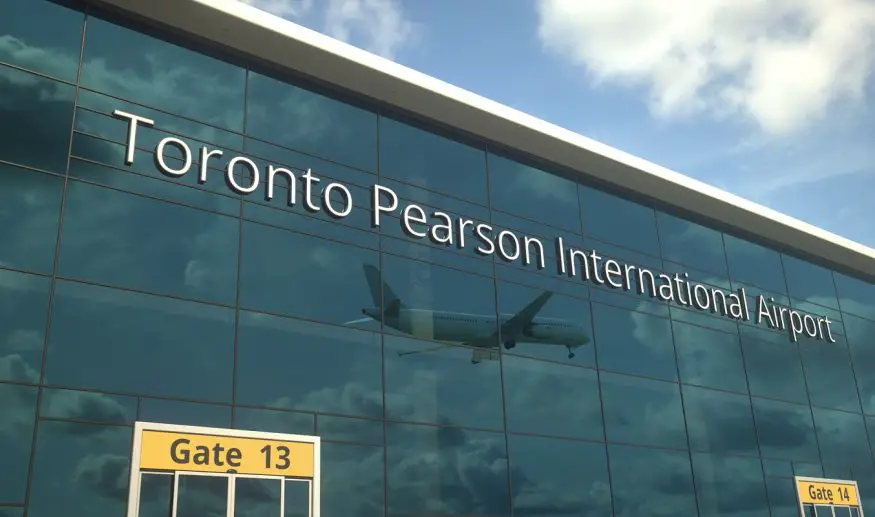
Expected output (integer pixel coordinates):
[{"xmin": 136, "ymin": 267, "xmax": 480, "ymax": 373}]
[{"xmin": 2, "ymin": 1, "xmax": 875, "ymax": 517}]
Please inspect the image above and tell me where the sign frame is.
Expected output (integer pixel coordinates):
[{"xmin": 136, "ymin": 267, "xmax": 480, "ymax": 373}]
[
  {"xmin": 794, "ymin": 475, "xmax": 864, "ymax": 516},
  {"xmin": 126, "ymin": 421, "xmax": 321, "ymax": 517}
]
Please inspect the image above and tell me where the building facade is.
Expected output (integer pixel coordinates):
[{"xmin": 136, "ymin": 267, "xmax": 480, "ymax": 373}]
[{"xmin": 2, "ymin": 1, "xmax": 875, "ymax": 517}]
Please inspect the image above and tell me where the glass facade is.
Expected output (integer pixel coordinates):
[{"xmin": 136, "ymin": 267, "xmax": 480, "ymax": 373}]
[{"xmin": 2, "ymin": 2, "xmax": 875, "ymax": 517}]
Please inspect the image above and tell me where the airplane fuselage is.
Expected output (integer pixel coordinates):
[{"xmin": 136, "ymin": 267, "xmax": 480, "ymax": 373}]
[{"xmin": 361, "ymin": 307, "xmax": 589, "ymax": 349}]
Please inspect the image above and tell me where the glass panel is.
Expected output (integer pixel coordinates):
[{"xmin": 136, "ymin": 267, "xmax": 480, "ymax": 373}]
[
  {"xmin": 674, "ymin": 321, "xmax": 747, "ymax": 393},
  {"xmin": 0, "ymin": 165, "xmax": 63, "ymax": 273},
  {"xmin": 488, "ymin": 153, "xmax": 580, "ymax": 231},
  {"xmin": 243, "ymin": 137, "xmax": 374, "ymax": 189},
  {"xmin": 235, "ymin": 477, "xmax": 281, "ymax": 517},
  {"xmin": 508, "ymin": 434, "xmax": 612, "ymax": 517},
  {"xmin": 765, "ymin": 476, "xmax": 802, "ymax": 517},
  {"xmin": 600, "ymin": 371, "xmax": 687, "ymax": 449},
  {"xmin": 692, "ymin": 453, "xmax": 769, "ymax": 517},
  {"xmin": 0, "ymin": 384, "xmax": 37, "ymax": 503},
  {"xmin": 386, "ymin": 423, "xmax": 509, "ymax": 517},
  {"xmin": 608, "ymin": 444, "xmax": 698, "ymax": 517},
  {"xmin": 40, "ymin": 388, "xmax": 137, "ymax": 425},
  {"xmin": 176, "ymin": 475, "xmax": 228, "ymax": 517},
  {"xmin": 239, "ymin": 222, "xmax": 379, "ymax": 326},
  {"xmin": 45, "ymin": 281, "xmax": 235, "ymax": 402},
  {"xmin": 138, "ymin": 474, "xmax": 173, "ymax": 517},
  {"xmin": 240, "ymin": 156, "xmax": 376, "ymax": 249},
  {"xmin": 236, "ymin": 312, "xmax": 383, "ymax": 419},
  {"xmin": 579, "ymin": 185, "xmax": 659, "ymax": 256},
  {"xmin": 27, "ymin": 421, "xmax": 132, "ymax": 517},
  {"xmin": 58, "ymin": 181, "xmax": 240, "ymax": 305},
  {"xmin": 0, "ymin": 0, "xmax": 83, "ymax": 81},
  {"xmin": 800, "ymin": 339, "xmax": 860, "ymax": 412},
  {"xmin": 81, "ymin": 16, "xmax": 245, "ymax": 130},
  {"xmin": 494, "ymin": 261, "xmax": 588, "ymax": 306},
  {"xmin": 794, "ymin": 463, "xmax": 824, "ymax": 478},
  {"xmin": 0, "ymin": 65, "xmax": 75, "ymax": 173},
  {"xmin": 138, "ymin": 398, "xmax": 231, "ymax": 428},
  {"xmin": 835, "ymin": 273, "xmax": 875, "ymax": 320},
  {"xmin": 656, "ymin": 211, "xmax": 728, "ymax": 276},
  {"xmin": 858, "ymin": 365, "xmax": 875, "ymax": 415},
  {"xmin": 234, "ymin": 407, "xmax": 315, "ymax": 436},
  {"xmin": 246, "ymin": 72, "xmax": 376, "ymax": 172},
  {"xmin": 323, "ymin": 443, "xmax": 384, "ymax": 517},
  {"xmin": 384, "ymin": 336, "xmax": 504, "ymax": 430},
  {"xmin": 502, "ymin": 355, "xmax": 602, "ymax": 440},
  {"xmin": 380, "ymin": 254, "xmax": 498, "ymax": 343},
  {"xmin": 592, "ymin": 303, "xmax": 678, "ymax": 381},
  {"xmin": 0, "ymin": 508, "xmax": 23, "ymax": 517},
  {"xmin": 73, "ymin": 108, "xmax": 242, "ymax": 172},
  {"xmin": 77, "ymin": 89, "xmax": 244, "ymax": 151},
  {"xmin": 811, "ymin": 407, "xmax": 871, "ymax": 470},
  {"xmin": 683, "ymin": 385, "xmax": 759, "ymax": 456},
  {"xmin": 382, "ymin": 235, "xmax": 494, "ymax": 278},
  {"xmin": 0, "ymin": 269, "xmax": 51, "ymax": 383},
  {"xmin": 752, "ymin": 398, "xmax": 819, "ymax": 463},
  {"xmin": 741, "ymin": 335, "xmax": 810, "ymax": 404},
  {"xmin": 783, "ymin": 255, "xmax": 840, "ymax": 310},
  {"xmin": 497, "ymin": 281, "xmax": 595, "ymax": 367},
  {"xmin": 378, "ymin": 178, "xmax": 491, "ymax": 260},
  {"xmin": 68, "ymin": 137, "xmax": 243, "ymax": 217},
  {"xmin": 379, "ymin": 116, "xmax": 487, "ymax": 206},
  {"xmin": 724, "ymin": 234, "xmax": 787, "ymax": 294},
  {"xmin": 283, "ymin": 479, "xmax": 309, "ymax": 517},
  {"xmin": 845, "ymin": 313, "xmax": 875, "ymax": 367},
  {"xmin": 316, "ymin": 415, "xmax": 383, "ymax": 445},
  {"xmin": 67, "ymin": 157, "xmax": 241, "ymax": 217},
  {"xmin": 762, "ymin": 459, "xmax": 794, "ymax": 477},
  {"xmin": 670, "ymin": 300, "xmax": 740, "ymax": 336}
]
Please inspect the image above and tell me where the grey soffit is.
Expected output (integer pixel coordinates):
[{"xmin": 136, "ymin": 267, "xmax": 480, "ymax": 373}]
[{"xmin": 91, "ymin": 0, "xmax": 875, "ymax": 279}]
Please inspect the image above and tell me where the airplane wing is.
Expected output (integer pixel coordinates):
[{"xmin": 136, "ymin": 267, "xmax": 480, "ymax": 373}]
[{"xmin": 499, "ymin": 291, "xmax": 554, "ymax": 341}]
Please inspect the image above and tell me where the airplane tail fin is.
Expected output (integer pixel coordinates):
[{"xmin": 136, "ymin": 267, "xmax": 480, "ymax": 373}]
[{"xmin": 362, "ymin": 264, "xmax": 403, "ymax": 318}]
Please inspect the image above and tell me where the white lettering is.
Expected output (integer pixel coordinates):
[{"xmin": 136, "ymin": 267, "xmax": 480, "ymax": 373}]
[
  {"xmin": 112, "ymin": 110, "xmax": 155, "ymax": 165},
  {"xmin": 200, "ymin": 147, "xmax": 223, "ymax": 184},
  {"xmin": 323, "ymin": 183, "xmax": 353, "ymax": 218},
  {"xmin": 372, "ymin": 184, "xmax": 398, "ymax": 228},
  {"xmin": 266, "ymin": 166, "xmax": 297, "ymax": 205},
  {"xmin": 226, "ymin": 156, "xmax": 260, "ymax": 194},
  {"xmin": 402, "ymin": 204, "xmax": 428, "ymax": 238},
  {"xmin": 155, "ymin": 137, "xmax": 192, "ymax": 177}
]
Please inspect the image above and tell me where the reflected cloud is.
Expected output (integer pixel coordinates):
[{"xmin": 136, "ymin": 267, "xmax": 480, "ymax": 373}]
[
  {"xmin": 269, "ymin": 381, "xmax": 383, "ymax": 420},
  {"xmin": 42, "ymin": 390, "xmax": 132, "ymax": 428},
  {"xmin": 74, "ymin": 453, "xmax": 129, "ymax": 500}
]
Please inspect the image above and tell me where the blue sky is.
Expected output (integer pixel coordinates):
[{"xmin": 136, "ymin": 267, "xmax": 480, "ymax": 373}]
[{"xmin": 241, "ymin": 0, "xmax": 875, "ymax": 249}]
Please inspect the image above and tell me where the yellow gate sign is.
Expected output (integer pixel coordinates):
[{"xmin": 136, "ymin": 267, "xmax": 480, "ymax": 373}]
[
  {"xmin": 126, "ymin": 422, "xmax": 321, "ymax": 517},
  {"xmin": 139, "ymin": 428, "xmax": 316, "ymax": 477},
  {"xmin": 794, "ymin": 476, "xmax": 864, "ymax": 516}
]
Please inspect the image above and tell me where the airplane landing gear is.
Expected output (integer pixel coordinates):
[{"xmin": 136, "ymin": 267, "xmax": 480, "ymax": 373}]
[{"xmin": 566, "ymin": 346, "xmax": 575, "ymax": 359}]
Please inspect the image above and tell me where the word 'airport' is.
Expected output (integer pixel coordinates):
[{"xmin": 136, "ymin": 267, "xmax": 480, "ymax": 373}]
[{"xmin": 112, "ymin": 110, "xmax": 838, "ymax": 344}]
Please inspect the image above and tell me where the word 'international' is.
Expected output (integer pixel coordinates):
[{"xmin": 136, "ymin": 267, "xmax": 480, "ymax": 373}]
[{"xmin": 112, "ymin": 110, "xmax": 839, "ymax": 344}]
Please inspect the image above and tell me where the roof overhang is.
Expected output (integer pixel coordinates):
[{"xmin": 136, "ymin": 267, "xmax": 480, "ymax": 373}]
[{"xmin": 90, "ymin": 0, "xmax": 875, "ymax": 279}]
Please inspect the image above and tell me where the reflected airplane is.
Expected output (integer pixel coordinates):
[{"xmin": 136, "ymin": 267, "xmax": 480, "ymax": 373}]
[{"xmin": 345, "ymin": 265, "xmax": 591, "ymax": 364}]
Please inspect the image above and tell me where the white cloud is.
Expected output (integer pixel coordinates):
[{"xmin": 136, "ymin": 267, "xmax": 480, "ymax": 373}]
[
  {"xmin": 242, "ymin": 0, "xmax": 415, "ymax": 59},
  {"xmin": 324, "ymin": 0, "xmax": 415, "ymax": 59},
  {"xmin": 535, "ymin": 0, "xmax": 875, "ymax": 136},
  {"xmin": 240, "ymin": 0, "xmax": 314, "ymax": 18}
]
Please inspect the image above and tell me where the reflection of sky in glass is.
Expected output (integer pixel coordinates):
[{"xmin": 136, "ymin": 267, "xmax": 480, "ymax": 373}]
[{"xmin": 3, "ymin": 2, "xmax": 875, "ymax": 517}]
